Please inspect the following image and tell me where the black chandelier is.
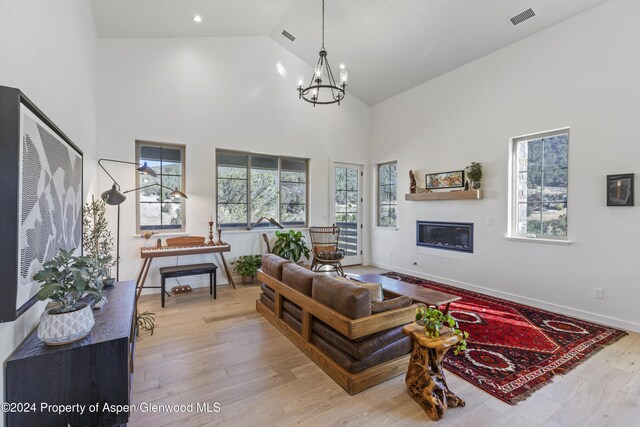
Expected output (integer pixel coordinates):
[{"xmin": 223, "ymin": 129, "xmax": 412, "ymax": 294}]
[{"xmin": 297, "ymin": 0, "xmax": 348, "ymax": 106}]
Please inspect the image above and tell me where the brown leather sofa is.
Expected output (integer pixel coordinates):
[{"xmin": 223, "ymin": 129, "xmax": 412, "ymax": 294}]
[{"xmin": 256, "ymin": 254, "xmax": 415, "ymax": 394}]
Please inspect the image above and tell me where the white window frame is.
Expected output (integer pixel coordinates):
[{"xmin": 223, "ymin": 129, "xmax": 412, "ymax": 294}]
[
  {"xmin": 508, "ymin": 128, "xmax": 570, "ymax": 242},
  {"xmin": 377, "ymin": 161, "xmax": 398, "ymax": 227}
]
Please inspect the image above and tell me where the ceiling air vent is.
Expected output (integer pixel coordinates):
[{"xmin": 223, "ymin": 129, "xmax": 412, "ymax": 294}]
[
  {"xmin": 281, "ymin": 30, "xmax": 296, "ymax": 42},
  {"xmin": 509, "ymin": 8, "xmax": 536, "ymax": 26}
]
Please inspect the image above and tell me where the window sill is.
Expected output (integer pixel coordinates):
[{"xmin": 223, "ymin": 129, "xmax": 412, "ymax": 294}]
[
  {"xmin": 505, "ymin": 235, "xmax": 573, "ymax": 245},
  {"xmin": 371, "ymin": 226, "xmax": 399, "ymax": 231},
  {"xmin": 222, "ymin": 226, "xmax": 309, "ymax": 235},
  {"xmin": 132, "ymin": 231, "xmax": 187, "ymax": 238}
]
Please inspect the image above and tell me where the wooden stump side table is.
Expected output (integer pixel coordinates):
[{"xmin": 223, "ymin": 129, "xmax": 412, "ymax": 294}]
[{"xmin": 403, "ymin": 322, "xmax": 466, "ymax": 421}]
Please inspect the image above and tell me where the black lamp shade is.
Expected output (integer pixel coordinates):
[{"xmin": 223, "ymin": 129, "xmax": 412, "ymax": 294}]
[
  {"xmin": 101, "ymin": 184, "xmax": 126, "ymax": 205},
  {"xmin": 137, "ymin": 162, "xmax": 157, "ymax": 177}
]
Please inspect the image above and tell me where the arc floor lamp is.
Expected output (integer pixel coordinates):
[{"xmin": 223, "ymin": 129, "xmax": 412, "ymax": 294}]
[{"xmin": 98, "ymin": 158, "xmax": 188, "ymax": 280}]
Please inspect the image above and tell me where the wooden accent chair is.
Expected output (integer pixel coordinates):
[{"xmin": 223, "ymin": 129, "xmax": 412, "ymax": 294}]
[{"xmin": 309, "ymin": 225, "xmax": 346, "ymax": 276}]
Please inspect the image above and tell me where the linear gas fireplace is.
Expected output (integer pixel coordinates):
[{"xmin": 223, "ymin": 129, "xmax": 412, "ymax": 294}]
[{"xmin": 416, "ymin": 221, "xmax": 474, "ymax": 253}]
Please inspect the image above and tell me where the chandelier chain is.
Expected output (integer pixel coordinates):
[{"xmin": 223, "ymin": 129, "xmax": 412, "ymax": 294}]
[{"xmin": 321, "ymin": 0, "xmax": 325, "ymax": 49}]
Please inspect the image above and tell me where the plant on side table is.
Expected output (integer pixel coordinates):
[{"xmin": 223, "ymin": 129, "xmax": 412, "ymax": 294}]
[
  {"xmin": 83, "ymin": 196, "xmax": 116, "ymax": 288},
  {"xmin": 233, "ymin": 255, "xmax": 262, "ymax": 284},
  {"xmin": 33, "ymin": 248, "xmax": 104, "ymax": 345},
  {"xmin": 272, "ymin": 230, "xmax": 311, "ymax": 264},
  {"xmin": 415, "ymin": 306, "xmax": 469, "ymax": 355}
]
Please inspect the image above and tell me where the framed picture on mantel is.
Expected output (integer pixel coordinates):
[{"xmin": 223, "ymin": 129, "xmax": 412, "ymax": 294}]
[
  {"xmin": 607, "ymin": 173, "xmax": 634, "ymax": 206},
  {"xmin": 0, "ymin": 85, "xmax": 83, "ymax": 322},
  {"xmin": 425, "ymin": 170, "xmax": 465, "ymax": 189}
]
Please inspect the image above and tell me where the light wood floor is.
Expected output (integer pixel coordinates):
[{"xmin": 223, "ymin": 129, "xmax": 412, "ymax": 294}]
[{"xmin": 132, "ymin": 266, "xmax": 640, "ymax": 427}]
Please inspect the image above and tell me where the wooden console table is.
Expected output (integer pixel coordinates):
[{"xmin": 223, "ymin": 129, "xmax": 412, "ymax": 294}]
[
  {"xmin": 5, "ymin": 281, "xmax": 136, "ymax": 427},
  {"xmin": 403, "ymin": 322, "xmax": 465, "ymax": 421}
]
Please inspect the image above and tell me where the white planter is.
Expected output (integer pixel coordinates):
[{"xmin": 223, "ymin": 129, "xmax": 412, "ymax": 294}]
[{"xmin": 37, "ymin": 303, "xmax": 95, "ymax": 346}]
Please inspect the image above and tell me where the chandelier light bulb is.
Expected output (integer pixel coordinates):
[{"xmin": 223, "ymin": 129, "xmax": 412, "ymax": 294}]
[
  {"xmin": 340, "ymin": 69, "xmax": 348, "ymax": 85},
  {"xmin": 297, "ymin": 74, "xmax": 304, "ymax": 89}
]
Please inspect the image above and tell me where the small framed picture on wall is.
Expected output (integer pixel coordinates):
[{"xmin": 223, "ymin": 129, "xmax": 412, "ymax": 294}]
[{"xmin": 607, "ymin": 173, "xmax": 634, "ymax": 206}]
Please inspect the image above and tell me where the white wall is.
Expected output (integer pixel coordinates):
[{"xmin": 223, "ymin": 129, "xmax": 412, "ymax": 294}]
[
  {"xmin": 370, "ymin": 0, "xmax": 640, "ymax": 332},
  {"xmin": 0, "ymin": 0, "xmax": 98, "ymax": 423},
  {"xmin": 97, "ymin": 36, "xmax": 371, "ymax": 290}
]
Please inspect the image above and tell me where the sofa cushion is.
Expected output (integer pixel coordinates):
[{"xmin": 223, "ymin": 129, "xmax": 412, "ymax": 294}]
[
  {"xmin": 359, "ymin": 282, "xmax": 383, "ymax": 302},
  {"xmin": 261, "ymin": 283, "xmax": 275, "ymax": 300},
  {"xmin": 312, "ymin": 319, "xmax": 408, "ymax": 361},
  {"xmin": 260, "ymin": 293, "xmax": 274, "ymax": 312},
  {"xmin": 316, "ymin": 251, "xmax": 343, "ymax": 261},
  {"xmin": 261, "ymin": 254, "xmax": 291, "ymax": 281},
  {"xmin": 282, "ymin": 310, "xmax": 302, "ymax": 333},
  {"xmin": 282, "ymin": 263, "xmax": 316, "ymax": 296},
  {"xmin": 335, "ymin": 277, "xmax": 384, "ymax": 303},
  {"xmin": 371, "ymin": 296, "xmax": 413, "ymax": 314},
  {"xmin": 311, "ymin": 275, "xmax": 371, "ymax": 319},
  {"xmin": 260, "ymin": 284, "xmax": 302, "ymax": 321},
  {"xmin": 312, "ymin": 333, "xmax": 412, "ymax": 374}
]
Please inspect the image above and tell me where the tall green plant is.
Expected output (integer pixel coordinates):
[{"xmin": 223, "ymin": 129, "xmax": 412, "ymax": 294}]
[
  {"xmin": 33, "ymin": 249, "xmax": 104, "ymax": 314},
  {"xmin": 83, "ymin": 196, "xmax": 115, "ymax": 279},
  {"xmin": 272, "ymin": 230, "xmax": 310, "ymax": 262}
]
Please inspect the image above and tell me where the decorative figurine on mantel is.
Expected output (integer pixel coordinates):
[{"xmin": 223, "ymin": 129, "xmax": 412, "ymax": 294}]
[
  {"xmin": 409, "ymin": 170, "xmax": 417, "ymax": 194},
  {"xmin": 465, "ymin": 162, "xmax": 483, "ymax": 189}
]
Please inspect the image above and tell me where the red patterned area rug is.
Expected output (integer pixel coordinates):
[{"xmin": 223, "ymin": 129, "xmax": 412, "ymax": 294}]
[{"xmin": 382, "ymin": 272, "xmax": 628, "ymax": 404}]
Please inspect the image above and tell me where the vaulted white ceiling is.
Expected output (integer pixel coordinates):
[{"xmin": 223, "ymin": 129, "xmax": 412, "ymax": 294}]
[{"xmin": 90, "ymin": 0, "xmax": 611, "ymax": 105}]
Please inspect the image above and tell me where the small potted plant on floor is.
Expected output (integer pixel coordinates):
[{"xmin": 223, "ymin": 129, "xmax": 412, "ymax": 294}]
[
  {"xmin": 415, "ymin": 306, "xmax": 469, "ymax": 355},
  {"xmin": 272, "ymin": 230, "xmax": 311, "ymax": 264},
  {"xmin": 83, "ymin": 196, "xmax": 115, "ymax": 288},
  {"xmin": 465, "ymin": 162, "xmax": 483, "ymax": 190},
  {"xmin": 33, "ymin": 248, "xmax": 104, "ymax": 345},
  {"xmin": 233, "ymin": 255, "xmax": 262, "ymax": 284}
]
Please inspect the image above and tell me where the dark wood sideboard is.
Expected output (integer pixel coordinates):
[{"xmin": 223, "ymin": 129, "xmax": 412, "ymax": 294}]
[{"xmin": 5, "ymin": 281, "xmax": 136, "ymax": 427}]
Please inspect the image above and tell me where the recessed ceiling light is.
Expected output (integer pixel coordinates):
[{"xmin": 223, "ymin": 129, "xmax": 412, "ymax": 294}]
[
  {"xmin": 339, "ymin": 64, "xmax": 346, "ymax": 70},
  {"xmin": 193, "ymin": 15, "xmax": 202, "ymax": 23}
]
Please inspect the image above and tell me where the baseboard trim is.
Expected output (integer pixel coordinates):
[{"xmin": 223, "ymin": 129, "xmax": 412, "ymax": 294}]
[{"xmin": 370, "ymin": 262, "xmax": 640, "ymax": 333}]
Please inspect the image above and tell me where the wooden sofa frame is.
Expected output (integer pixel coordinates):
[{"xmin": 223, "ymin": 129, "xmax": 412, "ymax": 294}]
[{"xmin": 256, "ymin": 269, "xmax": 416, "ymax": 395}]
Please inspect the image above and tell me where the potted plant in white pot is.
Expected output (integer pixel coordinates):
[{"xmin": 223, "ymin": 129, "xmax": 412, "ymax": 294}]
[
  {"xmin": 33, "ymin": 248, "xmax": 104, "ymax": 345},
  {"xmin": 83, "ymin": 197, "xmax": 115, "ymax": 287},
  {"xmin": 232, "ymin": 255, "xmax": 262, "ymax": 284}
]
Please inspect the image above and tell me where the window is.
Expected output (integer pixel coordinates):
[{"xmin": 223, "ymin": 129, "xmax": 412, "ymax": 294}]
[
  {"xmin": 511, "ymin": 129, "xmax": 569, "ymax": 239},
  {"xmin": 377, "ymin": 161, "xmax": 397, "ymax": 227},
  {"xmin": 216, "ymin": 150, "xmax": 308, "ymax": 228},
  {"xmin": 136, "ymin": 141, "xmax": 186, "ymax": 232}
]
